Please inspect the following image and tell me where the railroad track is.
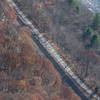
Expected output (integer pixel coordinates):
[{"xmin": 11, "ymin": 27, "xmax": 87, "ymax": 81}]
[{"xmin": 7, "ymin": 0, "xmax": 100, "ymax": 99}]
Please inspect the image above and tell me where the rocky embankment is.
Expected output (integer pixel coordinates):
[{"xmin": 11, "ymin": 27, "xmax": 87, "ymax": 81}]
[{"xmin": 78, "ymin": 0, "xmax": 100, "ymax": 13}]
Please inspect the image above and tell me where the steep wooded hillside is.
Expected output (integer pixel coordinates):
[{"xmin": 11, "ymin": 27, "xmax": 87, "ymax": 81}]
[
  {"xmin": 14, "ymin": 0, "xmax": 100, "ymax": 94},
  {"xmin": 0, "ymin": 0, "xmax": 81, "ymax": 100}
]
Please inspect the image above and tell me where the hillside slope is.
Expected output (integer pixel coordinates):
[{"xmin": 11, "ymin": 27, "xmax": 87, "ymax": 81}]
[
  {"xmin": 13, "ymin": 0, "xmax": 100, "ymax": 94},
  {"xmin": 0, "ymin": 0, "xmax": 81, "ymax": 100}
]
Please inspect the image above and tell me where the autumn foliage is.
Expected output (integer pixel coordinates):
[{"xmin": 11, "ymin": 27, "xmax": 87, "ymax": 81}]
[{"xmin": 0, "ymin": 0, "xmax": 81, "ymax": 100}]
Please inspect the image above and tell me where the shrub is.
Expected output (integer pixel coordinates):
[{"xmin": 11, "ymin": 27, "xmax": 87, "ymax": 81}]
[
  {"xmin": 76, "ymin": 5, "xmax": 81, "ymax": 13},
  {"xmin": 83, "ymin": 27, "xmax": 93, "ymax": 39},
  {"xmin": 92, "ymin": 13, "xmax": 100, "ymax": 29},
  {"xmin": 90, "ymin": 34, "xmax": 100, "ymax": 48}
]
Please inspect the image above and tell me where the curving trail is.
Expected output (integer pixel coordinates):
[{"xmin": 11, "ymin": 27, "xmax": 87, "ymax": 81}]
[{"xmin": 7, "ymin": 0, "xmax": 100, "ymax": 100}]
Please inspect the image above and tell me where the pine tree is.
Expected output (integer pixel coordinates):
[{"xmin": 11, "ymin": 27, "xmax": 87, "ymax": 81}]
[
  {"xmin": 83, "ymin": 27, "xmax": 93, "ymax": 39},
  {"xmin": 92, "ymin": 13, "xmax": 100, "ymax": 29}
]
